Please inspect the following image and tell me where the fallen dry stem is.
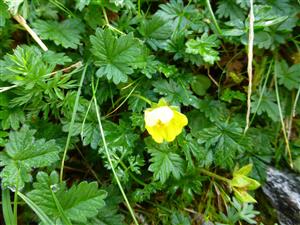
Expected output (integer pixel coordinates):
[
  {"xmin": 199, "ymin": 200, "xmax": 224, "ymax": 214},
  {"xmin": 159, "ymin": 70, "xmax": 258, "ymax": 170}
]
[
  {"xmin": 244, "ymin": 0, "xmax": 254, "ymax": 133},
  {"xmin": 13, "ymin": 14, "xmax": 48, "ymax": 52}
]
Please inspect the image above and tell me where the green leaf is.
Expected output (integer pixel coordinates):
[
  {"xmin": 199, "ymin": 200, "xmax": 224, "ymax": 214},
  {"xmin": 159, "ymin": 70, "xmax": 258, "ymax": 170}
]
[
  {"xmin": 138, "ymin": 15, "xmax": 173, "ymax": 50},
  {"xmin": 147, "ymin": 141, "xmax": 184, "ymax": 183},
  {"xmin": 0, "ymin": 108, "xmax": 25, "ymax": 130},
  {"xmin": 198, "ymin": 98, "xmax": 229, "ymax": 122},
  {"xmin": 275, "ymin": 60, "xmax": 300, "ymax": 90},
  {"xmin": 17, "ymin": 192, "xmax": 55, "ymax": 225},
  {"xmin": 42, "ymin": 50, "xmax": 72, "ymax": 65},
  {"xmin": 234, "ymin": 164, "xmax": 253, "ymax": 176},
  {"xmin": 186, "ymin": 33, "xmax": 221, "ymax": 64},
  {"xmin": 90, "ymin": 28, "xmax": 145, "ymax": 84},
  {"xmin": 191, "ymin": 75, "xmax": 211, "ymax": 96},
  {"xmin": 221, "ymin": 88, "xmax": 246, "ymax": 103},
  {"xmin": 27, "ymin": 171, "xmax": 107, "ymax": 224},
  {"xmin": 33, "ymin": 19, "xmax": 85, "ymax": 49},
  {"xmin": 0, "ymin": 126, "xmax": 61, "ymax": 189},
  {"xmin": 75, "ymin": 0, "xmax": 90, "ymax": 11},
  {"xmin": 251, "ymin": 91, "xmax": 280, "ymax": 121},
  {"xmin": 197, "ymin": 122, "xmax": 247, "ymax": 169},
  {"xmin": 0, "ymin": 45, "xmax": 76, "ymax": 116},
  {"xmin": 156, "ymin": 0, "xmax": 198, "ymax": 30},
  {"xmin": 171, "ymin": 211, "xmax": 191, "ymax": 225},
  {"xmin": 217, "ymin": 0, "xmax": 246, "ymax": 20},
  {"xmin": 0, "ymin": 0, "xmax": 10, "ymax": 27},
  {"xmin": 84, "ymin": 186, "xmax": 125, "ymax": 225},
  {"xmin": 153, "ymin": 79, "xmax": 199, "ymax": 108}
]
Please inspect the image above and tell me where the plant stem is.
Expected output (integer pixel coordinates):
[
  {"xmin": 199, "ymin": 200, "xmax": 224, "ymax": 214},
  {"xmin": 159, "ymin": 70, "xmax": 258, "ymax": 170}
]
[
  {"xmin": 60, "ymin": 64, "xmax": 87, "ymax": 182},
  {"xmin": 274, "ymin": 64, "xmax": 293, "ymax": 168},
  {"xmin": 91, "ymin": 80, "xmax": 139, "ymax": 225},
  {"xmin": 117, "ymin": 158, "xmax": 147, "ymax": 186},
  {"xmin": 13, "ymin": 189, "xmax": 18, "ymax": 224},
  {"xmin": 249, "ymin": 60, "xmax": 273, "ymax": 126},
  {"xmin": 199, "ymin": 168, "xmax": 231, "ymax": 183},
  {"xmin": 205, "ymin": 0, "xmax": 222, "ymax": 35},
  {"xmin": 104, "ymin": 83, "xmax": 139, "ymax": 118},
  {"xmin": 131, "ymin": 94, "xmax": 153, "ymax": 105},
  {"xmin": 101, "ymin": 6, "xmax": 125, "ymax": 35},
  {"xmin": 244, "ymin": 0, "xmax": 254, "ymax": 133},
  {"xmin": 138, "ymin": 0, "xmax": 141, "ymax": 16}
]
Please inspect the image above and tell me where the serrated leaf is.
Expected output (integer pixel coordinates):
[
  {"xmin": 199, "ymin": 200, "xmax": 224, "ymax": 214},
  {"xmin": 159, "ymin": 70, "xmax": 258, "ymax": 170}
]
[
  {"xmin": 186, "ymin": 33, "xmax": 221, "ymax": 64},
  {"xmin": 171, "ymin": 211, "xmax": 191, "ymax": 225},
  {"xmin": 147, "ymin": 141, "xmax": 184, "ymax": 183},
  {"xmin": 42, "ymin": 50, "xmax": 72, "ymax": 65},
  {"xmin": 197, "ymin": 122, "xmax": 247, "ymax": 169},
  {"xmin": 0, "ymin": 126, "xmax": 61, "ymax": 189},
  {"xmin": 90, "ymin": 28, "xmax": 145, "ymax": 84},
  {"xmin": 75, "ymin": 0, "xmax": 90, "ymax": 11},
  {"xmin": 156, "ymin": 0, "xmax": 198, "ymax": 30},
  {"xmin": 138, "ymin": 15, "xmax": 173, "ymax": 50},
  {"xmin": 275, "ymin": 60, "xmax": 300, "ymax": 90},
  {"xmin": 251, "ymin": 91, "xmax": 279, "ymax": 121},
  {"xmin": 27, "ymin": 171, "xmax": 107, "ymax": 224},
  {"xmin": 216, "ymin": 0, "xmax": 246, "ymax": 20},
  {"xmin": 198, "ymin": 98, "xmax": 229, "ymax": 122},
  {"xmin": 84, "ymin": 186, "xmax": 125, "ymax": 225},
  {"xmin": 33, "ymin": 19, "xmax": 85, "ymax": 49},
  {"xmin": 0, "ymin": 108, "xmax": 25, "ymax": 130},
  {"xmin": 153, "ymin": 79, "xmax": 199, "ymax": 108}
]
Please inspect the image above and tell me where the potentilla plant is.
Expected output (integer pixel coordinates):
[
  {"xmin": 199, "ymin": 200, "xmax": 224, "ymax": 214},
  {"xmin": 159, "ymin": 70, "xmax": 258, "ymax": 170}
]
[{"xmin": 0, "ymin": 0, "xmax": 299, "ymax": 224}]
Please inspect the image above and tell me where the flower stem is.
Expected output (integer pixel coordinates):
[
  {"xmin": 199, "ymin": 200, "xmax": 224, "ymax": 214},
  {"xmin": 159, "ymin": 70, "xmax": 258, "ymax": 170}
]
[
  {"xmin": 131, "ymin": 94, "xmax": 153, "ymax": 105},
  {"xmin": 205, "ymin": 0, "xmax": 222, "ymax": 36},
  {"xmin": 199, "ymin": 168, "xmax": 231, "ymax": 183},
  {"xmin": 91, "ymin": 78, "xmax": 139, "ymax": 225}
]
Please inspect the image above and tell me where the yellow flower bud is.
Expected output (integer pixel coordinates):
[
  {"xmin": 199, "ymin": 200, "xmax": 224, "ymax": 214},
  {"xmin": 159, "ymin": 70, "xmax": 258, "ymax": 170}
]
[{"xmin": 144, "ymin": 99, "xmax": 188, "ymax": 143}]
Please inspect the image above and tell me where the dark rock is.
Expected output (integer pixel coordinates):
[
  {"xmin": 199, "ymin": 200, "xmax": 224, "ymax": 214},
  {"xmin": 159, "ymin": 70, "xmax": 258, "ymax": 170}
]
[{"xmin": 262, "ymin": 167, "xmax": 300, "ymax": 225}]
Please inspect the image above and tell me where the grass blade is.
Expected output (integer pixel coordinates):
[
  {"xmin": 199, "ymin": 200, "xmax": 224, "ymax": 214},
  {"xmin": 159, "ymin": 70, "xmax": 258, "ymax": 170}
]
[
  {"xmin": 60, "ymin": 64, "xmax": 87, "ymax": 182},
  {"xmin": 50, "ymin": 188, "xmax": 73, "ymax": 225},
  {"xmin": 2, "ymin": 189, "xmax": 16, "ymax": 225},
  {"xmin": 17, "ymin": 192, "xmax": 55, "ymax": 225}
]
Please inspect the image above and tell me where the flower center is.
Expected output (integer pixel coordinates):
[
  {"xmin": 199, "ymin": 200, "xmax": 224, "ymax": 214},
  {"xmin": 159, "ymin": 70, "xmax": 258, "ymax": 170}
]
[{"xmin": 145, "ymin": 106, "xmax": 174, "ymax": 126}]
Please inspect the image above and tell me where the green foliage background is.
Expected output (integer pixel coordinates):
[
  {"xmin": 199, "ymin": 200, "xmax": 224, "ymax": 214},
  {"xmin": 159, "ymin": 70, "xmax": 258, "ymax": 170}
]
[{"xmin": 0, "ymin": 0, "xmax": 300, "ymax": 224}]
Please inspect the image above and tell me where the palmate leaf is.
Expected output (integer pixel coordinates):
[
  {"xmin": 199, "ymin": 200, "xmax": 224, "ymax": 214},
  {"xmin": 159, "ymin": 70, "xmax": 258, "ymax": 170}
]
[
  {"xmin": 0, "ymin": 126, "xmax": 61, "ymax": 189},
  {"xmin": 251, "ymin": 91, "xmax": 279, "ymax": 121},
  {"xmin": 197, "ymin": 122, "xmax": 248, "ymax": 169},
  {"xmin": 186, "ymin": 33, "xmax": 221, "ymax": 64},
  {"xmin": 275, "ymin": 60, "xmax": 300, "ymax": 90},
  {"xmin": 156, "ymin": 0, "xmax": 198, "ymax": 30},
  {"xmin": 83, "ymin": 186, "xmax": 125, "ymax": 225},
  {"xmin": 0, "ymin": 108, "xmax": 25, "ymax": 130},
  {"xmin": 147, "ymin": 140, "xmax": 184, "ymax": 183},
  {"xmin": 27, "ymin": 171, "xmax": 107, "ymax": 224},
  {"xmin": 216, "ymin": 0, "xmax": 247, "ymax": 20},
  {"xmin": 90, "ymin": 28, "xmax": 145, "ymax": 84},
  {"xmin": 138, "ymin": 15, "xmax": 173, "ymax": 50},
  {"xmin": 153, "ymin": 79, "xmax": 199, "ymax": 108},
  {"xmin": 33, "ymin": 19, "xmax": 85, "ymax": 49}
]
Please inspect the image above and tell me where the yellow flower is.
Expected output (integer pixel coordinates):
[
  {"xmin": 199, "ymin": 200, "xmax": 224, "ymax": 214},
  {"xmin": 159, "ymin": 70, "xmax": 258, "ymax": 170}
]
[{"xmin": 144, "ymin": 99, "xmax": 188, "ymax": 143}]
